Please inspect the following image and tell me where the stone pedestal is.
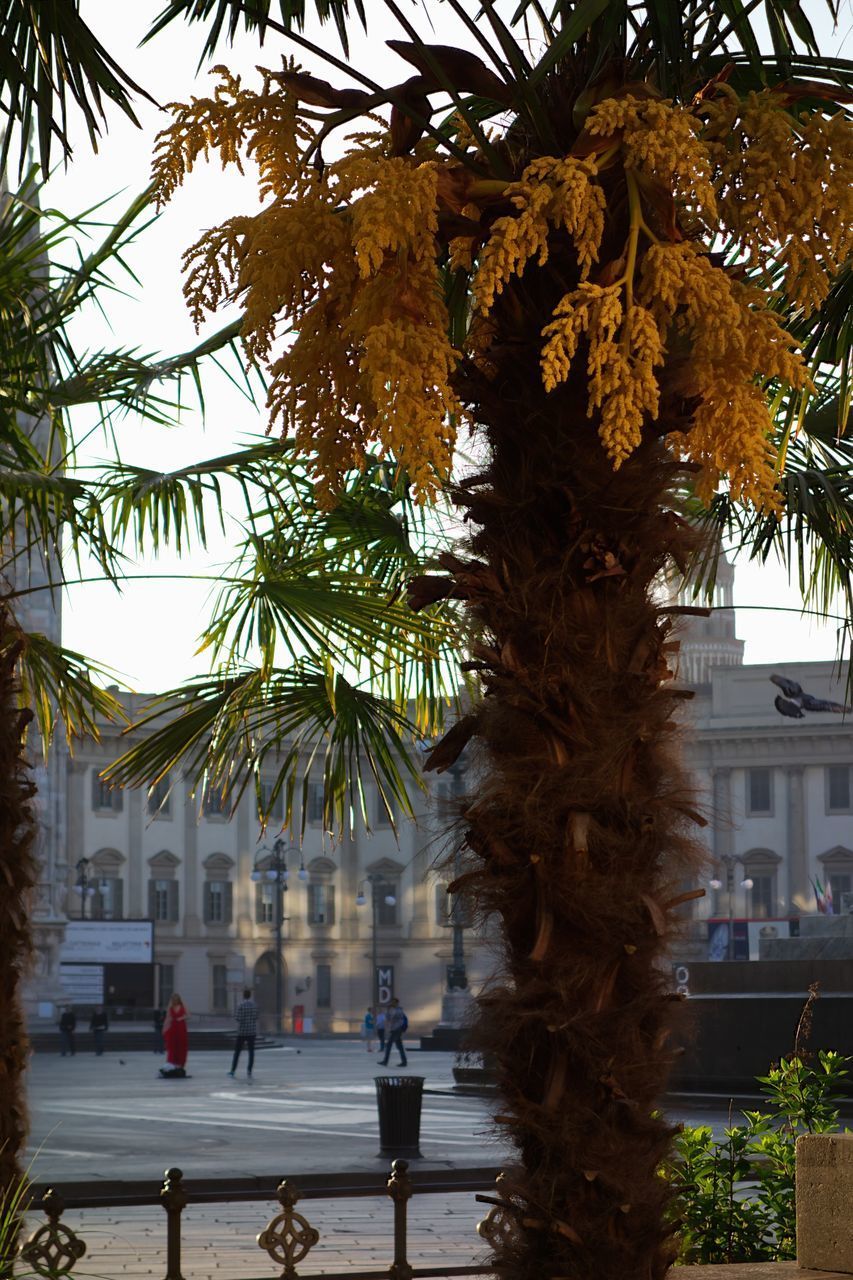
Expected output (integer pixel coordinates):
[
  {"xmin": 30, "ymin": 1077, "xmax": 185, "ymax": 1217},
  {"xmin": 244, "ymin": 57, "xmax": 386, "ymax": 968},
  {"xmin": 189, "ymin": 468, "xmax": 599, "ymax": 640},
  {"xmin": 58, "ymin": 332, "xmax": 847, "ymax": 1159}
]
[
  {"xmin": 420, "ymin": 987, "xmax": 475, "ymax": 1051},
  {"xmin": 24, "ymin": 916, "xmax": 68, "ymax": 1017},
  {"xmin": 797, "ymin": 1133, "xmax": 853, "ymax": 1273}
]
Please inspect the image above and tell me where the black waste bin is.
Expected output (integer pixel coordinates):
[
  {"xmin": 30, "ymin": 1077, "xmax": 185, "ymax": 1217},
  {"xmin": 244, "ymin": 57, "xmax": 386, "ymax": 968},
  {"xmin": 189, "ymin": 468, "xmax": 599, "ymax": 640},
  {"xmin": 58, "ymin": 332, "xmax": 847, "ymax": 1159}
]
[{"xmin": 375, "ymin": 1075, "xmax": 424, "ymax": 1159}]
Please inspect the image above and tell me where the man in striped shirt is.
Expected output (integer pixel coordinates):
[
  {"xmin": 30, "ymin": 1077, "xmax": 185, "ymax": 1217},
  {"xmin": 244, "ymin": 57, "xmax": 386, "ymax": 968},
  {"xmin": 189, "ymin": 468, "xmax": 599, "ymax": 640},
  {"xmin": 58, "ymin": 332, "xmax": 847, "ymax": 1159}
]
[{"xmin": 228, "ymin": 988, "xmax": 259, "ymax": 1080}]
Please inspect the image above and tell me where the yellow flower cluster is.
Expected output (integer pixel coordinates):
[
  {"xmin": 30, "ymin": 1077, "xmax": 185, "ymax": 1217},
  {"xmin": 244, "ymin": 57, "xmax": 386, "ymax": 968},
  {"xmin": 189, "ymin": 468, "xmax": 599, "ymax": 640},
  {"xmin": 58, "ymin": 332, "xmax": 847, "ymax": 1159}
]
[
  {"xmin": 586, "ymin": 94, "xmax": 718, "ymax": 222},
  {"xmin": 153, "ymin": 70, "xmax": 461, "ymax": 506},
  {"xmin": 348, "ymin": 157, "xmax": 438, "ymax": 276},
  {"xmin": 541, "ymin": 286, "xmax": 662, "ymax": 466},
  {"xmin": 152, "ymin": 64, "xmax": 308, "ymax": 207},
  {"xmin": 701, "ymin": 88, "xmax": 853, "ymax": 312},
  {"xmin": 638, "ymin": 243, "xmax": 809, "ymax": 507},
  {"xmin": 473, "ymin": 156, "xmax": 606, "ymax": 312}
]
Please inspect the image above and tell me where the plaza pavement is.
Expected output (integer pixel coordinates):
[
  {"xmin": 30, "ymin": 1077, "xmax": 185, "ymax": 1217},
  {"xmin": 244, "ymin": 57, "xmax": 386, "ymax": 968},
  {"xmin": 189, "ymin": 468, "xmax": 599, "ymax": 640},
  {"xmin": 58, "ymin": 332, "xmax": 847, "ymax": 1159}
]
[{"xmin": 22, "ymin": 1041, "xmax": 759, "ymax": 1279}]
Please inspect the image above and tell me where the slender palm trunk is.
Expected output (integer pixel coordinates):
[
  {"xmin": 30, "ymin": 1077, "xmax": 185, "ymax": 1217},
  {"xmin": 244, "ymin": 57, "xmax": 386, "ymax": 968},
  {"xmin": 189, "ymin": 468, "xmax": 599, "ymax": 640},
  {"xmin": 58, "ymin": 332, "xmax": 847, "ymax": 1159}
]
[
  {"xmin": 441, "ymin": 350, "xmax": 702, "ymax": 1279},
  {"xmin": 0, "ymin": 608, "xmax": 38, "ymax": 1244}
]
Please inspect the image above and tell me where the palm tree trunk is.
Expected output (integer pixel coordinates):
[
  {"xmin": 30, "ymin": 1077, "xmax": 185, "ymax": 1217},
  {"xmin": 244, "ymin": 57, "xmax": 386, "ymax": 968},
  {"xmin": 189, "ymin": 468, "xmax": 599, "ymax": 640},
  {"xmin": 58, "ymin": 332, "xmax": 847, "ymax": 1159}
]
[
  {"xmin": 439, "ymin": 356, "xmax": 702, "ymax": 1280},
  {"xmin": 0, "ymin": 608, "xmax": 38, "ymax": 1251}
]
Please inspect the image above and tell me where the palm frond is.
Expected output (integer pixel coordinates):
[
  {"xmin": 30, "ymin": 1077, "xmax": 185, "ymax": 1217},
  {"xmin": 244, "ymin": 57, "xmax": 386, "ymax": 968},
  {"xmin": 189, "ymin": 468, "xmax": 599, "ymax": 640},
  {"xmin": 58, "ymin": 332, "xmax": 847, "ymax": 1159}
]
[
  {"xmin": 3, "ymin": 630, "xmax": 128, "ymax": 753},
  {"xmin": 105, "ymin": 663, "xmax": 429, "ymax": 836},
  {"xmin": 145, "ymin": 0, "xmax": 366, "ymax": 60},
  {"xmin": 0, "ymin": 1, "xmax": 150, "ymax": 175}
]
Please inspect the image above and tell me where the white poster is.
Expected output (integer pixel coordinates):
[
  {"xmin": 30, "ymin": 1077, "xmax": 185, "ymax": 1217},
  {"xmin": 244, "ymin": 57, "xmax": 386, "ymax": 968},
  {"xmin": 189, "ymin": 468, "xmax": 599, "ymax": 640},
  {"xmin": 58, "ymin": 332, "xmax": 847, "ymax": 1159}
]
[
  {"xmin": 60, "ymin": 963, "xmax": 105, "ymax": 1003},
  {"xmin": 61, "ymin": 920, "xmax": 154, "ymax": 965}
]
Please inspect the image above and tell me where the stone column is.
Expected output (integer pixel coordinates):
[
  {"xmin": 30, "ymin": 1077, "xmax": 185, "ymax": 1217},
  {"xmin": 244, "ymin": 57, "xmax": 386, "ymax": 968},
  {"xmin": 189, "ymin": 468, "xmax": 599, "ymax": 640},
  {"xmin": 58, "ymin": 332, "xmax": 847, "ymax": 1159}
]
[
  {"xmin": 787, "ymin": 765, "xmax": 809, "ymax": 912},
  {"xmin": 711, "ymin": 766, "xmax": 733, "ymax": 916},
  {"xmin": 128, "ymin": 784, "xmax": 143, "ymax": 917},
  {"xmin": 183, "ymin": 784, "xmax": 200, "ymax": 937}
]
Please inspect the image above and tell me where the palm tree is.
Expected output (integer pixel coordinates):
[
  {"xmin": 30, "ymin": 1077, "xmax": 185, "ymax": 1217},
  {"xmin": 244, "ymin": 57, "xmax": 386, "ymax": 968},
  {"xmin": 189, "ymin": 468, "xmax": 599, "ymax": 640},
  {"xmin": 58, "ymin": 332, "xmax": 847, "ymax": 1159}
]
[
  {"xmin": 135, "ymin": 4, "xmax": 853, "ymax": 1280},
  {"xmin": 0, "ymin": 170, "xmax": 259, "ymax": 1217},
  {"xmin": 5, "ymin": 4, "xmax": 853, "ymax": 1277}
]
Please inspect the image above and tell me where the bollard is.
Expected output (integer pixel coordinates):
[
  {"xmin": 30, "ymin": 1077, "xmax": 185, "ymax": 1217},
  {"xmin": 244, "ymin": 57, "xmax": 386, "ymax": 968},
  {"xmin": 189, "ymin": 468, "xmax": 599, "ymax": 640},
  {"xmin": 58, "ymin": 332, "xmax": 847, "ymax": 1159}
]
[
  {"xmin": 159, "ymin": 1168, "xmax": 187, "ymax": 1280},
  {"xmin": 386, "ymin": 1159, "xmax": 413, "ymax": 1280}
]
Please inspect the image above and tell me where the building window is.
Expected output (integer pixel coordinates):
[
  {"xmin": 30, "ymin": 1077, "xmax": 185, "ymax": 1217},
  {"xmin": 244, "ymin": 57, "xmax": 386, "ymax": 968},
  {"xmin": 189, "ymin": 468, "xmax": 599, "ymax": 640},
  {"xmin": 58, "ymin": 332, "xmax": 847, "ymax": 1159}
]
[
  {"xmin": 829, "ymin": 871, "xmax": 853, "ymax": 906},
  {"xmin": 306, "ymin": 782, "xmax": 324, "ymax": 825},
  {"xmin": 203, "ymin": 784, "xmax": 226, "ymax": 817},
  {"xmin": 316, "ymin": 963, "xmax": 332, "ymax": 1009},
  {"xmin": 307, "ymin": 884, "xmax": 335, "ymax": 926},
  {"xmin": 204, "ymin": 880, "xmax": 233, "ymax": 925},
  {"xmin": 149, "ymin": 878, "xmax": 179, "ymax": 923},
  {"xmin": 93, "ymin": 877, "xmax": 124, "ymax": 920},
  {"xmin": 749, "ymin": 874, "xmax": 775, "ymax": 920},
  {"xmin": 746, "ymin": 768, "xmax": 772, "ymax": 816},
  {"xmin": 827, "ymin": 765, "xmax": 852, "ymax": 814},
  {"xmin": 159, "ymin": 963, "xmax": 175, "ymax": 1006},
  {"xmin": 212, "ymin": 963, "xmax": 229, "ymax": 1012},
  {"xmin": 92, "ymin": 772, "xmax": 123, "ymax": 813},
  {"xmin": 147, "ymin": 776, "xmax": 172, "ymax": 818},
  {"xmin": 376, "ymin": 880, "xmax": 399, "ymax": 926},
  {"xmin": 256, "ymin": 882, "xmax": 278, "ymax": 925},
  {"xmin": 435, "ymin": 882, "xmax": 472, "ymax": 927},
  {"xmin": 259, "ymin": 782, "xmax": 284, "ymax": 823},
  {"xmin": 375, "ymin": 789, "xmax": 396, "ymax": 828}
]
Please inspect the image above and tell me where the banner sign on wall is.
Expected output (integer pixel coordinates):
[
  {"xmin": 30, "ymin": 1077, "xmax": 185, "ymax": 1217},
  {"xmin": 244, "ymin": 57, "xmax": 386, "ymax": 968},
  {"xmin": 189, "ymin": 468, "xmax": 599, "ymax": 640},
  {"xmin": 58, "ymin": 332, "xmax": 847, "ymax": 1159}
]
[
  {"xmin": 61, "ymin": 920, "xmax": 154, "ymax": 965},
  {"xmin": 376, "ymin": 965, "xmax": 394, "ymax": 1005},
  {"xmin": 59, "ymin": 963, "xmax": 105, "ymax": 1003}
]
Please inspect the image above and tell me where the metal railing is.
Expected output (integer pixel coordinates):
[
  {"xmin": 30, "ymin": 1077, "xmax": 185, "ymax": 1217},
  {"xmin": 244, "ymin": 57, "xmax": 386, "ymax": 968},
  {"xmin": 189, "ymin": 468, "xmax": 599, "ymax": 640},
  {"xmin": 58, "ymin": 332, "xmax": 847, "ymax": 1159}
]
[{"xmin": 20, "ymin": 1165, "xmax": 504, "ymax": 1280}]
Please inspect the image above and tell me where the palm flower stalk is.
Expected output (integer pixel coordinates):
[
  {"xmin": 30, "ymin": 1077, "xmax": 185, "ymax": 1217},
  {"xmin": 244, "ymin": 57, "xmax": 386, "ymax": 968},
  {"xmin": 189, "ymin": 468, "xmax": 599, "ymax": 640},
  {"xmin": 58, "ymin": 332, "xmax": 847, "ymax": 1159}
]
[{"xmin": 152, "ymin": 27, "xmax": 853, "ymax": 1280}]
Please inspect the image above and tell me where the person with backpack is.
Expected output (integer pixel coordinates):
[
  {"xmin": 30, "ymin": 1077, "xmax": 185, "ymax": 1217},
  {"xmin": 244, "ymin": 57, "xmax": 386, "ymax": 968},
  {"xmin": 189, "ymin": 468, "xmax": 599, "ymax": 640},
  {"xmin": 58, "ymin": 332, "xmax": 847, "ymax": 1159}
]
[
  {"xmin": 379, "ymin": 997, "xmax": 408, "ymax": 1067},
  {"xmin": 228, "ymin": 988, "xmax": 259, "ymax": 1080}
]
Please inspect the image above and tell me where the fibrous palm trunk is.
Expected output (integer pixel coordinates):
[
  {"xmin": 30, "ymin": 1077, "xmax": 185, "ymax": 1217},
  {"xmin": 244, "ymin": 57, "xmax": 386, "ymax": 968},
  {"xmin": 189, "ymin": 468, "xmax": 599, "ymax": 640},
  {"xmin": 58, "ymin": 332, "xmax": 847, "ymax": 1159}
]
[
  {"xmin": 437, "ymin": 344, "xmax": 703, "ymax": 1280},
  {"xmin": 0, "ymin": 608, "xmax": 38, "ymax": 1251}
]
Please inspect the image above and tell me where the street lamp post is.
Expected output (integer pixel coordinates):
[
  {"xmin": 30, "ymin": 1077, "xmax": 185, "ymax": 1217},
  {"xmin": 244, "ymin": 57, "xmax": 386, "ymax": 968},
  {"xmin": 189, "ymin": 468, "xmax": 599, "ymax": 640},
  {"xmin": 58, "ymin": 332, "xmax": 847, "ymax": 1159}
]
[
  {"xmin": 356, "ymin": 874, "xmax": 396, "ymax": 1010},
  {"xmin": 710, "ymin": 854, "xmax": 753, "ymax": 960},
  {"xmin": 251, "ymin": 839, "xmax": 304, "ymax": 1033},
  {"xmin": 73, "ymin": 857, "xmax": 95, "ymax": 919}
]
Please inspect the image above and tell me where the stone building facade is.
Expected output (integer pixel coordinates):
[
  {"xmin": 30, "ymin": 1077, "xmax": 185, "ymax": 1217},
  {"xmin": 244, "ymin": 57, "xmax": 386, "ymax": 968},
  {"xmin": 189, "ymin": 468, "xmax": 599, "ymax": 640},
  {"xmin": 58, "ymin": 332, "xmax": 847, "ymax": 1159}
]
[
  {"xmin": 54, "ymin": 699, "xmax": 490, "ymax": 1033},
  {"xmin": 22, "ymin": 551, "xmax": 853, "ymax": 1025}
]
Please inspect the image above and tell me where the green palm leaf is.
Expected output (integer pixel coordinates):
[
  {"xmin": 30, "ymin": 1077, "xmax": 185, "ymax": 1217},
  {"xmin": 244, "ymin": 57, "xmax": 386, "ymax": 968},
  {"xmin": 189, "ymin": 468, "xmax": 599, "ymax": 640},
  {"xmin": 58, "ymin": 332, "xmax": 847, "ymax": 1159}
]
[
  {"xmin": 0, "ymin": 1, "xmax": 150, "ymax": 175},
  {"xmin": 105, "ymin": 663, "xmax": 427, "ymax": 835}
]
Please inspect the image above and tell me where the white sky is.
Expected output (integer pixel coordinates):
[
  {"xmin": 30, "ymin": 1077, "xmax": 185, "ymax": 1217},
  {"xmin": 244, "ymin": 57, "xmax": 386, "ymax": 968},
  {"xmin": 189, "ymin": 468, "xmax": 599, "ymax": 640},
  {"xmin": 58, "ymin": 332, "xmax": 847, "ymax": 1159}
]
[{"xmin": 47, "ymin": 0, "xmax": 853, "ymax": 691}]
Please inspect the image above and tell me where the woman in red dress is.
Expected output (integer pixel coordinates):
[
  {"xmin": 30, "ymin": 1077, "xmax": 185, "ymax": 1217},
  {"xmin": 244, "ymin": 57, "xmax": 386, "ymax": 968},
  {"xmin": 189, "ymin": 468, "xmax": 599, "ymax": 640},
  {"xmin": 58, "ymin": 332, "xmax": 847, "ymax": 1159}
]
[{"xmin": 160, "ymin": 993, "xmax": 188, "ymax": 1077}]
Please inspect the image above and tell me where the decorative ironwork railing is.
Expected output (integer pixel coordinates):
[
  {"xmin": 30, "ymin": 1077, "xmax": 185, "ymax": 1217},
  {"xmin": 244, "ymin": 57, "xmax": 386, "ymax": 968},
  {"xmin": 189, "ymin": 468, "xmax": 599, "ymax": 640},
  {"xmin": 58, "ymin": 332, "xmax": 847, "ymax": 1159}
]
[{"xmin": 20, "ymin": 1164, "xmax": 503, "ymax": 1280}]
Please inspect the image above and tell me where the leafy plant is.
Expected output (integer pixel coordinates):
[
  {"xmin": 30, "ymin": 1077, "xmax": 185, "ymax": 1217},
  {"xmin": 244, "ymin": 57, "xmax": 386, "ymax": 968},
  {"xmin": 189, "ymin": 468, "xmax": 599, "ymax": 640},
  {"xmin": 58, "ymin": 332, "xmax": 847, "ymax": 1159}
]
[{"xmin": 666, "ymin": 1051, "xmax": 851, "ymax": 1265}]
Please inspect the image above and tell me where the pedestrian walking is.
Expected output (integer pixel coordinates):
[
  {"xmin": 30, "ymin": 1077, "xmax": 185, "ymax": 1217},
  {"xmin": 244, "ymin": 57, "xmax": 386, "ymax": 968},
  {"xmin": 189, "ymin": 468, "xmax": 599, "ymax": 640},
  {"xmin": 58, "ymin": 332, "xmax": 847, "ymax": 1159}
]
[
  {"xmin": 89, "ymin": 1004, "xmax": 109, "ymax": 1055},
  {"xmin": 375, "ymin": 1007, "xmax": 386, "ymax": 1055},
  {"xmin": 159, "ymin": 993, "xmax": 189, "ymax": 1078},
  {"xmin": 379, "ymin": 997, "xmax": 408, "ymax": 1067},
  {"xmin": 153, "ymin": 1007, "xmax": 165, "ymax": 1053},
  {"xmin": 58, "ymin": 1005, "xmax": 76, "ymax": 1057},
  {"xmin": 228, "ymin": 988, "xmax": 259, "ymax": 1079},
  {"xmin": 361, "ymin": 1007, "xmax": 376, "ymax": 1052}
]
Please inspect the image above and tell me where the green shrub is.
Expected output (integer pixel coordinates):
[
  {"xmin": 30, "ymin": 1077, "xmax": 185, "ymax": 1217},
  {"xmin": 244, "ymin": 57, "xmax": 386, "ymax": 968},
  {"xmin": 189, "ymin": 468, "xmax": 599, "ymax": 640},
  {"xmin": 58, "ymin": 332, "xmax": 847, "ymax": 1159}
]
[{"xmin": 664, "ymin": 1050, "xmax": 850, "ymax": 1265}]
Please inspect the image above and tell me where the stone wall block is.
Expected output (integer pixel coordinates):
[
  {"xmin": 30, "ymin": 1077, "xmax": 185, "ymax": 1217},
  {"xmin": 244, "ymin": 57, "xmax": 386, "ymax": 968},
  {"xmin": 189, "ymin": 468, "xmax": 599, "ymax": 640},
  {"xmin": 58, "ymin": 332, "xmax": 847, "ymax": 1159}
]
[{"xmin": 797, "ymin": 1133, "xmax": 853, "ymax": 1273}]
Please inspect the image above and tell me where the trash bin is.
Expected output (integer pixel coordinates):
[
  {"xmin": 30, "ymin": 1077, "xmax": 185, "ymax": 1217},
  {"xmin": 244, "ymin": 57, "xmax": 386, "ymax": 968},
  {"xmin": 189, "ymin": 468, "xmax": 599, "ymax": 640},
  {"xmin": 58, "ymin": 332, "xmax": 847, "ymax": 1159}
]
[{"xmin": 375, "ymin": 1075, "xmax": 425, "ymax": 1159}]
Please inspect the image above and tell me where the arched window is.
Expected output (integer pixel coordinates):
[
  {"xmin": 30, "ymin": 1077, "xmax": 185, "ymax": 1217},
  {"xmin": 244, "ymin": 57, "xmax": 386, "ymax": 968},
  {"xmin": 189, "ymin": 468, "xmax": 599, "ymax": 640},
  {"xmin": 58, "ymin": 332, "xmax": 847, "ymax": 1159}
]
[
  {"xmin": 148, "ymin": 851, "xmax": 180, "ymax": 923},
  {"xmin": 203, "ymin": 853, "xmax": 234, "ymax": 925},
  {"xmin": 306, "ymin": 856, "xmax": 336, "ymax": 926}
]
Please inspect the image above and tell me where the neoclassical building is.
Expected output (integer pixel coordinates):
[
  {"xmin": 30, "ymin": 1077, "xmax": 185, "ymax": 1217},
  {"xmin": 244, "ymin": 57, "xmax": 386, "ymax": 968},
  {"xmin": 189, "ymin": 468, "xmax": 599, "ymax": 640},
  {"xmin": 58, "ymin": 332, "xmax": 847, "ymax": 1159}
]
[
  {"xmin": 23, "ymin": 551, "xmax": 853, "ymax": 1027},
  {"xmin": 675, "ymin": 553, "xmax": 853, "ymax": 956},
  {"xmin": 48, "ymin": 704, "xmax": 488, "ymax": 1032}
]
